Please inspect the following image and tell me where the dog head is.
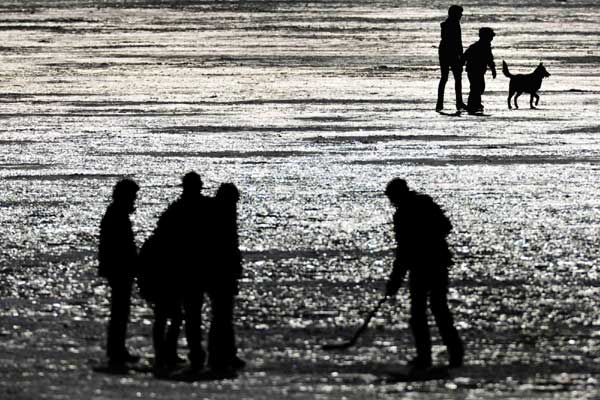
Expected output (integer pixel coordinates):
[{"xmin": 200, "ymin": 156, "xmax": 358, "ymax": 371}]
[{"xmin": 535, "ymin": 63, "xmax": 551, "ymax": 79}]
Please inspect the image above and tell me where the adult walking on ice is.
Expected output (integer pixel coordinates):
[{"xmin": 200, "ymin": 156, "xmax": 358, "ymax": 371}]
[
  {"xmin": 384, "ymin": 178, "xmax": 463, "ymax": 372},
  {"xmin": 436, "ymin": 5, "xmax": 467, "ymax": 113},
  {"xmin": 97, "ymin": 178, "xmax": 141, "ymax": 371},
  {"xmin": 462, "ymin": 27, "xmax": 497, "ymax": 114}
]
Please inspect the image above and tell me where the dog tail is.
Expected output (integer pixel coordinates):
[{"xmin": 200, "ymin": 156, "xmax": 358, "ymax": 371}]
[{"xmin": 502, "ymin": 60, "xmax": 513, "ymax": 78}]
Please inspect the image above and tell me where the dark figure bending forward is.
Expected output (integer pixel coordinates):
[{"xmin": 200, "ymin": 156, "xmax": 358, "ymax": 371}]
[
  {"xmin": 384, "ymin": 178, "xmax": 463, "ymax": 370},
  {"xmin": 436, "ymin": 5, "xmax": 467, "ymax": 112},
  {"xmin": 98, "ymin": 178, "xmax": 140, "ymax": 369}
]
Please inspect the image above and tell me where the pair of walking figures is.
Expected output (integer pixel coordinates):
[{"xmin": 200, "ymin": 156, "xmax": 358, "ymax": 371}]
[
  {"xmin": 98, "ymin": 172, "xmax": 245, "ymax": 378},
  {"xmin": 437, "ymin": 5, "xmax": 497, "ymax": 114}
]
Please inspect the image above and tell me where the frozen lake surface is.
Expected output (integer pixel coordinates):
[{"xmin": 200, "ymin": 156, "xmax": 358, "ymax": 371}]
[{"xmin": 0, "ymin": 1, "xmax": 599, "ymax": 399}]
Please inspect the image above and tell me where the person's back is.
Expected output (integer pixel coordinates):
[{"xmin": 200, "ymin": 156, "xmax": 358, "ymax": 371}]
[
  {"xmin": 151, "ymin": 189, "xmax": 212, "ymax": 277},
  {"xmin": 393, "ymin": 191, "xmax": 452, "ymax": 270},
  {"xmin": 138, "ymin": 203, "xmax": 184, "ymax": 305},
  {"xmin": 211, "ymin": 196, "xmax": 241, "ymax": 285},
  {"xmin": 463, "ymin": 39, "xmax": 493, "ymax": 74},
  {"xmin": 440, "ymin": 18, "xmax": 462, "ymax": 60},
  {"xmin": 99, "ymin": 203, "xmax": 137, "ymax": 280},
  {"xmin": 163, "ymin": 196, "xmax": 200, "ymax": 267}
]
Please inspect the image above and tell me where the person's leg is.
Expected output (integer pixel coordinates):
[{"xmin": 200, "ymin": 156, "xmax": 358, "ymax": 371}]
[
  {"xmin": 437, "ymin": 56, "xmax": 450, "ymax": 111},
  {"xmin": 468, "ymin": 72, "xmax": 484, "ymax": 112},
  {"xmin": 478, "ymin": 75, "xmax": 486, "ymax": 109},
  {"xmin": 466, "ymin": 71, "xmax": 477, "ymax": 112},
  {"xmin": 207, "ymin": 292, "xmax": 223, "ymax": 368},
  {"xmin": 430, "ymin": 271, "xmax": 464, "ymax": 367},
  {"xmin": 229, "ymin": 294, "xmax": 244, "ymax": 368},
  {"xmin": 208, "ymin": 291, "xmax": 236, "ymax": 369},
  {"xmin": 183, "ymin": 293, "xmax": 205, "ymax": 370},
  {"xmin": 164, "ymin": 302, "xmax": 183, "ymax": 366},
  {"xmin": 450, "ymin": 62, "xmax": 465, "ymax": 109},
  {"xmin": 152, "ymin": 304, "xmax": 167, "ymax": 367},
  {"xmin": 106, "ymin": 278, "xmax": 132, "ymax": 364},
  {"xmin": 409, "ymin": 273, "xmax": 432, "ymax": 368}
]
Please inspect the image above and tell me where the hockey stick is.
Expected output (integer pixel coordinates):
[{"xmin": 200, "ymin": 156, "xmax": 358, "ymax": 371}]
[{"xmin": 322, "ymin": 294, "xmax": 388, "ymax": 350}]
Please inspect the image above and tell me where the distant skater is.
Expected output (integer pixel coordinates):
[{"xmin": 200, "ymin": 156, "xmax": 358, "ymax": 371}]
[
  {"xmin": 207, "ymin": 183, "xmax": 246, "ymax": 374},
  {"xmin": 462, "ymin": 27, "xmax": 496, "ymax": 114},
  {"xmin": 98, "ymin": 178, "xmax": 140, "ymax": 370},
  {"xmin": 384, "ymin": 178, "xmax": 463, "ymax": 371},
  {"xmin": 436, "ymin": 5, "xmax": 467, "ymax": 112}
]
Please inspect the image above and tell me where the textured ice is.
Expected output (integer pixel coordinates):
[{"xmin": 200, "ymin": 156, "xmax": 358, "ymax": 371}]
[{"xmin": 0, "ymin": 1, "xmax": 599, "ymax": 399}]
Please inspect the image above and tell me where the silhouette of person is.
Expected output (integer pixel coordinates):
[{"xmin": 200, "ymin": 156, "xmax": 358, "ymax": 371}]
[
  {"xmin": 98, "ymin": 178, "xmax": 141, "ymax": 369},
  {"xmin": 436, "ymin": 5, "xmax": 467, "ymax": 112},
  {"xmin": 206, "ymin": 183, "xmax": 246, "ymax": 374},
  {"xmin": 462, "ymin": 27, "xmax": 497, "ymax": 114},
  {"xmin": 384, "ymin": 178, "xmax": 463, "ymax": 371},
  {"xmin": 150, "ymin": 171, "xmax": 211, "ymax": 375}
]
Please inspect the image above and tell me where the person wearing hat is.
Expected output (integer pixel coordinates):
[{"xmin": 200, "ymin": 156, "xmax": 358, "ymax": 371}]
[
  {"xmin": 462, "ymin": 27, "xmax": 497, "ymax": 114},
  {"xmin": 384, "ymin": 178, "xmax": 463, "ymax": 371},
  {"xmin": 436, "ymin": 5, "xmax": 467, "ymax": 112},
  {"xmin": 147, "ymin": 171, "xmax": 211, "ymax": 376},
  {"xmin": 98, "ymin": 178, "xmax": 141, "ymax": 370}
]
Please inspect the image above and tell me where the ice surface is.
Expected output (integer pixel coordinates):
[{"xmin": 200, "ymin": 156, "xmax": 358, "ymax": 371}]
[{"xmin": 0, "ymin": 1, "xmax": 599, "ymax": 399}]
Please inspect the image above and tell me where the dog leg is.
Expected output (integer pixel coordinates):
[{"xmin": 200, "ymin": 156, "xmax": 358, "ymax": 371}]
[
  {"xmin": 514, "ymin": 92, "xmax": 521, "ymax": 109},
  {"xmin": 507, "ymin": 90, "xmax": 513, "ymax": 109},
  {"xmin": 530, "ymin": 94, "xmax": 536, "ymax": 109},
  {"xmin": 534, "ymin": 93, "xmax": 540, "ymax": 106}
]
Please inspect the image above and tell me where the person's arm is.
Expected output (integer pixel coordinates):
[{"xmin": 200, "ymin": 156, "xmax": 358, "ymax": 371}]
[
  {"xmin": 460, "ymin": 45, "xmax": 471, "ymax": 67},
  {"xmin": 458, "ymin": 24, "xmax": 463, "ymax": 56},
  {"xmin": 97, "ymin": 211, "xmax": 115, "ymax": 279},
  {"xmin": 449, "ymin": 22, "xmax": 462, "ymax": 56},
  {"xmin": 386, "ymin": 257, "xmax": 407, "ymax": 296},
  {"xmin": 489, "ymin": 48, "xmax": 497, "ymax": 78}
]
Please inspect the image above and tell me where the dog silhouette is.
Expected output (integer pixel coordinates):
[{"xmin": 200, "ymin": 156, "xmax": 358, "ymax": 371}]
[{"xmin": 502, "ymin": 61, "xmax": 551, "ymax": 109}]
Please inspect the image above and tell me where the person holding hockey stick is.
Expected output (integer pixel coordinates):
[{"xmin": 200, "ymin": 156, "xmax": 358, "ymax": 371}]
[{"xmin": 384, "ymin": 178, "xmax": 464, "ymax": 371}]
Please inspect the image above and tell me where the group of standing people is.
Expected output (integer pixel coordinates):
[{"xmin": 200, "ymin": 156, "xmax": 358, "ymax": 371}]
[
  {"xmin": 97, "ymin": 173, "xmax": 463, "ymax": 378},
  {"xmin": 98, "ymin": 172, "xmax": 245, "ymax": 378},
  {"xmin": 436, "ymin": 5, "xmax": 496, "ymax": 114}
]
